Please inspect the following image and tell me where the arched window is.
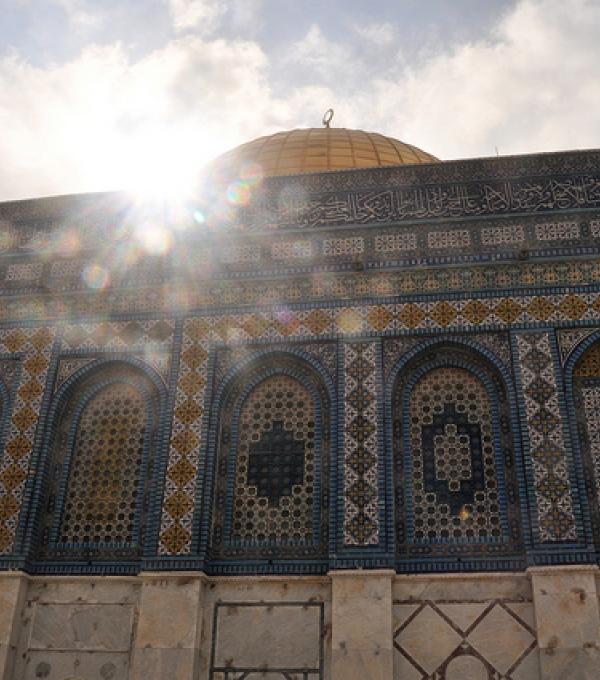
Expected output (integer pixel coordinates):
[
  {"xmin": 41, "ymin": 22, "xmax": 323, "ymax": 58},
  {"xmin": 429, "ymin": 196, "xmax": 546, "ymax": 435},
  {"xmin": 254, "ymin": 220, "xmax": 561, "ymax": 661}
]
[
  {"xmin": 392, "ymin": 347, "xmax": 523, "ymax": 565},
  {"xmin": 572, "ymin": 342, "xmax": 600, "ymax": 553},
  {"xmin": 38, "ymin": 363, "xmax": 160, "ymax": 563},
  {"xmin": 209, "ymin": 356, "xmax": 330, "ymax": 563}
]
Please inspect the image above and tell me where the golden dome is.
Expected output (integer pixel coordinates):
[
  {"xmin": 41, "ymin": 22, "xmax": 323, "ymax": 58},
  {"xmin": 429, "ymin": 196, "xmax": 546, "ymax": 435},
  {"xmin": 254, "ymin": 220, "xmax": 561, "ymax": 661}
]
[{"xmin": 212, "ymin": 128, "xmax": 439, "ymax": 178}]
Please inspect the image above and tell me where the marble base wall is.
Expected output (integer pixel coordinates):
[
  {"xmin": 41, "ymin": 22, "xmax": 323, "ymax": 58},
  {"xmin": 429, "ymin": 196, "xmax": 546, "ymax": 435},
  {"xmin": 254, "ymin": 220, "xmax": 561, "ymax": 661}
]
[
  {"xmin": 530, "ymin": 566, "xmax": 600, "ymax": 680},
  {"xmin": 0, "ymin": 566, "xmax": 598, "ymax": 679}
]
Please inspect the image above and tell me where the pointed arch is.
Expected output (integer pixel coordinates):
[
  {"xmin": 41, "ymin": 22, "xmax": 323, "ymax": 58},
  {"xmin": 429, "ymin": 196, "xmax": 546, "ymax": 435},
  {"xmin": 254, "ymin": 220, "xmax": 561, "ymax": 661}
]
[
  {"xmin": 386, "ymin": 340, "xmax": 526, "ymax": 570},
  {"xmin": 203, "ymin": 349, "xmax": 334, "ymax": 568},
  {"xmin": 33, "ymin": 357, "xmax": 166, "ymax": 568},
  {"xmin": 565, "ymin": 333, "xmax": 600, "ymax": 557}
]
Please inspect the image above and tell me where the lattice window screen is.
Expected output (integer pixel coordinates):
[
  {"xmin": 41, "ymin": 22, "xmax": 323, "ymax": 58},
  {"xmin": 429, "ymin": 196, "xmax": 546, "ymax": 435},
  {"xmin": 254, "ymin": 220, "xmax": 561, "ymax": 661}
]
[
  {"xmin": 59, "ymin": 382, "xmax": 146, "ymax": 544},
  {"xmin": 232, "ymin": 375, "xmax": 316, "ymax": 542},
  {"xmin": 408, "ymin": 367, "xmax": 501, "ymax": 541}
]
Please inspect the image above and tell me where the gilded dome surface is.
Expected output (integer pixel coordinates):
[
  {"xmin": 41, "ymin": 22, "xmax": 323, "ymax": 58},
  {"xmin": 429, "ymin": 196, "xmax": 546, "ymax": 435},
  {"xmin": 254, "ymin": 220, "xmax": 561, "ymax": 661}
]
[{"xmin": 212, "ymin": 127, "xmax": 439, "ymax": 178}]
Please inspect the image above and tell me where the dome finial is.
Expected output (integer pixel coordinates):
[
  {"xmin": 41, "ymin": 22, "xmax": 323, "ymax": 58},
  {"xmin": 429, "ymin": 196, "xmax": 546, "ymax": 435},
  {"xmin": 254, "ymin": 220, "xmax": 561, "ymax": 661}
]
[{"xmin": 322, "ymin": 108, "xmax": 334, "ymax": 128}]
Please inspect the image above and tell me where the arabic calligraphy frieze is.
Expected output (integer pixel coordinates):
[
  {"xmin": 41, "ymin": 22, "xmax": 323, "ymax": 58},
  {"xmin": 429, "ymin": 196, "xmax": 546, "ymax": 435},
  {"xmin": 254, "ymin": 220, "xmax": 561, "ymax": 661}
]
[{"xmin": 240, "ymin": 174, "xmax": 600, "ymax": 232}]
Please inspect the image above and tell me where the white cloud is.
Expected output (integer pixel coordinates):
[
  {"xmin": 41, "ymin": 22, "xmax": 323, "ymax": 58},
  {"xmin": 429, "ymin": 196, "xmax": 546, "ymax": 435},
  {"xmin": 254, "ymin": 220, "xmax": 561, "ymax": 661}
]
[
  {"xmin": 53, "ymin": 0, "xmax": 100, "ymax": 28},
  {"xmin": 285, "ymin": 24, "xmax": 358, "ymax": 87},
  {"xmin": 169, "ymin": 0, "xmax": 224, "ymax": 34},
  {"xmin": 1, "ymin": 0, "xmax": 600, "ymax": 201},
  {"xmin": 353, "ymin": 22, "xmax": 396, "ymax": 46},
  {"xmin": 284, "ymin": 0, "xmax": 600, "ymax": 160},
  {"xmin": 391, "ymin": 0, "xmax": 600, "ymax": 159},
  {"xmin": 0, "ymin": 36, "xmax": 278, "ymax": 200}
]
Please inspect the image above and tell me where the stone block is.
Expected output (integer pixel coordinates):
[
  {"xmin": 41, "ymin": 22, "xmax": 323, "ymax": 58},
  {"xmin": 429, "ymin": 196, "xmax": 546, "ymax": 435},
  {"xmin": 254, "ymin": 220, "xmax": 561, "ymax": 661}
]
[
  {"xmin": 23, "ymin": 650, "xmax": 129, "ymax": 680},
  {"xmin": 331, "ymin": 648, "xmax": 394, "ymax": 680},
  {"xmin": 538, "ymin": 647, "xmax": 600, "ymax": 680},
  {"xmin": 531, "ymin": 568, "xmax": 599, "ymax": 649},
  {"xmin": 129, "ymin": 647, "xmax": 197, "ymax": 680},
  {"xmin": 0, "ymin": 573, "xmax": 28, "ymax": 679},
  {"xmin": 530, "ymin": 566, "xmax": 600, "ymax": 680},
  {"xmin": 29, "ymin": 603, "xmax": 134, "ymax": 652},
  {"xmin": 330, "ymin": 570, "xmax": 394, "ymax": 680},
  {"xmin": 213, "ymin": 602, "xmax": 322, "ymax": 670},
  {"xmin": 134, "ymin": 575, "xmax": 203, "ymax": 650}
]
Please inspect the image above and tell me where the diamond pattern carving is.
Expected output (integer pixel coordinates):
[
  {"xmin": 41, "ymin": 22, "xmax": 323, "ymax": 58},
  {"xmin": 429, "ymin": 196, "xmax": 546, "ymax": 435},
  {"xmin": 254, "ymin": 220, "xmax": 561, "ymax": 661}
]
[{"xmin": 393, "ymin": 600, "xmax": 538, "ymax": 680}]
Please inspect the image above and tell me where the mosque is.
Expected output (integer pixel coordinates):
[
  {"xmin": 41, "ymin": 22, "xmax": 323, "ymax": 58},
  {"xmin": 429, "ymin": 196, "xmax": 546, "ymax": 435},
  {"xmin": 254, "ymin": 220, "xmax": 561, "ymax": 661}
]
[{"xmin": 0, "ymin": 116, "xmax": 599, "ymax": 679}]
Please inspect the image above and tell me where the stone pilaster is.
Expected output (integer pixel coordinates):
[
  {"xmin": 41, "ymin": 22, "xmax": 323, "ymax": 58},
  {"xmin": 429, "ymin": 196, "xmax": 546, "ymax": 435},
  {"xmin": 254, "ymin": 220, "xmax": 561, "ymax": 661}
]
[
  {"xmin": 0, "ymin": 572, "xmax": 28, "ymax": 680},
  {"xmin": 529, "ymin": 565, "xmax": 600, "ymax": 679},
  {"xmin": 330, "ymin": 570, "xmax": 394, "ymax": 680},
  {"xmin": 130, "ymin": 572, "xmax": 206, "ymax": 680}
]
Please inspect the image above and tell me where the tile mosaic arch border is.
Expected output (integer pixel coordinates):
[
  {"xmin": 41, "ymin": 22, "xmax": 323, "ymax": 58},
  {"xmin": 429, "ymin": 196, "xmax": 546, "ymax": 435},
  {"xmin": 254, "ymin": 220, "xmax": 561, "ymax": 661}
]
[
  {"xmin": 193, "ymin": 344, "xmax": 338, "ymax": 569},
  {"xmin": 3, "ymin": 290, "xmax": 600, "ymax": 569},
  {"xmin": 207, "ymin": 365, "xmax": 329, "ymax": 562},
  {"xmin": 2, "ymin": 320, "xmax": 177, "ymax": 568},
  {"xmin": 42, "ymin": 370, "xmax": 160, "ymax": 562},
  {"xmin": 155, "ymin": 291, "xmax": 600, "ymax": 561},
  {"xmin": 384, "ymin": 336, "xmax": 530, "ymax": 570},
  {"xmin": 562, "ymin": 327, "xmax": 600, "ymax": 556}
]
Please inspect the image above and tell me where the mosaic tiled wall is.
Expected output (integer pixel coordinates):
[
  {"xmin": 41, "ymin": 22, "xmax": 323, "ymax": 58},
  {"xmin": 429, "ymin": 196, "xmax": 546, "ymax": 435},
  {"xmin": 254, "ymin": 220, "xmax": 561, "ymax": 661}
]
[
  {"xmin": 406, "ymin": 368, "xmax": 502, "ymax": 542},
  {"xmin": 38, "ymin": 363, "xmax": 162, "ymax": 563},
  {"xmin": 514, "ymin": 333, "xmax": 578, "ymax": 543},
  {"xmin": 0, "ymin": 320, "xmax": 174, "ymax": 561},
  {"xmin": 0, "ymin": 327, "xmax": 54, "ymax": 555},
  {"xmin": 343, "ymin": 342, "xmax": 380, "ymax": 546},
  {"xmin": 153, "ymin": 292, "xmax": 600, "ymax": 558},
  {"xmin": 159, "ymin": 318, "xmax": 209, "ymax": 555},
  {"xmin": 1, "ymin": 296, "xmax": 599, "ymax": 568},
  {"xmin": 3, "ymin": 148, "xmax": 600, "ymax": 572},
  {"xmin": 571, "ymin": 341, "xmax": 600, "ymax": 552},
  {"xmin": 391, "ymin": 343, "xmax": 525, "ymax": 566}
]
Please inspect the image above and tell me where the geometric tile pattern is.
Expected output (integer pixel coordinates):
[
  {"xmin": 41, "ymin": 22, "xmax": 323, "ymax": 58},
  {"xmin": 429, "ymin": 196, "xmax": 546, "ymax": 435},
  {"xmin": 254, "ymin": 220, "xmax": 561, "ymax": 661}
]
[
  {"xmin": 0, "ymin": 359, "xmax": 20, "ymax": 391},
  {"xmin": 322, "ymin": 236, "xmax": 364, "ymax": 256},
  {"xmin": 213, "ymin": 342, "xmax": 337, "ymax": 387},
  {"xmin": 573, "ymin": 342, "xmax": 600, "ymax": 378},
  {"xmin": 210, "ymin": 353, "xmax": 330, "ymax": 562},
  {"xmin": 515, "ymin": 332, "xmax": 578, "ymax": 542},
  {"xmin": 8, "ymin": 264, "xmax": 600, "ymax": 321},
  {"xmin": 61, "ymin": 320, "xmax": 174, "ymax": 350},
  {"xmin": 407, "ymin": 368, "xmax": 501, "ymax": 542},
  {"xmin": 231, "ymin": 375, "xmax": 315, "ymax": 542},
  {"xmin": 0, "ymin": 326, "xmax": 54, "ymax": 555},
  {"xmin": 343, "ymin": 342, "xmax": 379, "ymax": 545},
  {"xmin": 427, "ymin": 229, "xmax": 470, "ymax": 249},
  {"xmin": 54, "ymin": 357, "xmax": 97, "ymax": 392},
  {"xmin": 152, "ymin": 291, "xmax": 600, "ymax": 555},
  {"xmin": 393, "ymin": 346, "xmax": 523, "ymax": 561},
  {"xmin": 159, "ymin": 318, "xmax": 209, "ymax": 555},
  {"xmin": 393, "ymin": 599, "xmax": 539, "ymax": 679},
  {"xmin": 557, "ymin": 327, "xmax": 599, "ymax": 364},
  {"xmin": 580, "ymin": 385, "xmax": 600, "ymax": 512},
  {"xmin": 56, "ymin": 381, "xmax": 147, "ymax": 545},
  {"xmin": 573, "ymin": 344, "xmax": 600, "ymax": 549},
  {"xmin": 7, "ymin": 259, "xmax": 600, "ymax": 323},
  {"xmin": 534, "ymin": 221, "xmax": 579, "ymax": 241}
]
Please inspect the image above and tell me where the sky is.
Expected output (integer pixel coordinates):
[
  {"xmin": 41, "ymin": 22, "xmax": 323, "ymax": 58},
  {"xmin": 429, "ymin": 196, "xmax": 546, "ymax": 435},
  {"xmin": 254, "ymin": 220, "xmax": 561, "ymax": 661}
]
[{"xmin": 1, "ymin": 0, "xmax": 600, "ymax": 202}]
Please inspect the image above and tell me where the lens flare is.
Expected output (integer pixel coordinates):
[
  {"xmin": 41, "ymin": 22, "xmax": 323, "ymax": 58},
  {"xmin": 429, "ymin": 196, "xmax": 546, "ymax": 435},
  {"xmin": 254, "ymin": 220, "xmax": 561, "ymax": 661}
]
[
  {"xmin": 240, "ymin": 162, "xmax": 264, "ymax": 187},
  {"xmin": 135, "ymin": 223, "xmax": 173, "ymax": 256},
  {"xmin": 52, "ymin": 229, "xmax": 82, "ymax": 257},
  {"xmin": 82, "ymin": 264, "xmax": 110, "ymax": 290},
  {"xmin": 113, "ymin": 220, "xmax": 134, "ymax": 242},
  {"xmin": 115, "ymin": 240, "xmax": 143, "ymax": 268},
  {"xmin": 226, "ymin": 180, "xmax": 252, "ymax": 206}
]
